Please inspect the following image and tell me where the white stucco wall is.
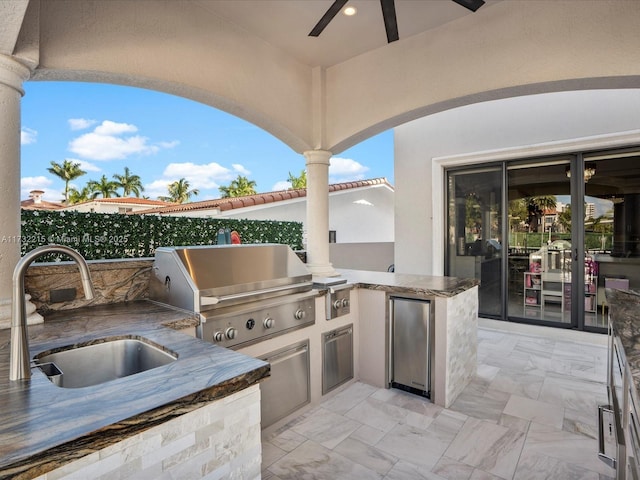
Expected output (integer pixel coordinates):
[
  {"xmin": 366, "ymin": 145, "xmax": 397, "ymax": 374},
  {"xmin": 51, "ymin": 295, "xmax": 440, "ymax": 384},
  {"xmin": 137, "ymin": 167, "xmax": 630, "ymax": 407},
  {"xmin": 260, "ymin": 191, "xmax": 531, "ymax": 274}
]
[{"xmin": 394, "ymin": 89, "xmax": 640, "ymax": 275}]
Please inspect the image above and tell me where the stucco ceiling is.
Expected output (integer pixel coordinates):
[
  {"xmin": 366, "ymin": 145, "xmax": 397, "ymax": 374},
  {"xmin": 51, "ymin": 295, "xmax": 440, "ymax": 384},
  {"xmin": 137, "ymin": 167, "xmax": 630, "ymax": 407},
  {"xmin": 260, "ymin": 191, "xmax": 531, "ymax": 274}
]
[{"xmin": 196, "ymin": 0, "xmax": 498, "ymax": 67}]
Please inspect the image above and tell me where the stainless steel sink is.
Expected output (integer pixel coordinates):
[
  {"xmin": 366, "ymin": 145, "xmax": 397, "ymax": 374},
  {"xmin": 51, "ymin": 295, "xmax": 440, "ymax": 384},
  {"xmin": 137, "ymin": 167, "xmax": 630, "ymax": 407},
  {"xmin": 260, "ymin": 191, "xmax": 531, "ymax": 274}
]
[{"xmin": 34, "ymin": 337, "xmax": 178, "ymax": 388}]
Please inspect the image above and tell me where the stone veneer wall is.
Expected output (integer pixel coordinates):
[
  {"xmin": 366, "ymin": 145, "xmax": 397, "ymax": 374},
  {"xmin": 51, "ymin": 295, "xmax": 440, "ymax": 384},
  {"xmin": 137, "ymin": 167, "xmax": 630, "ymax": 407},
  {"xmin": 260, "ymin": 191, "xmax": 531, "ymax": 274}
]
[
  {"xmin": 24, "ymin": 258, "xmax": 153, "ymax": 315},
  {"xmin": 33, "ymin": 384, "xmax": 262, "ymax": 480},
  {"xmin": 436, "ymin": 285, "xmax": 478, "ymax": 408}
]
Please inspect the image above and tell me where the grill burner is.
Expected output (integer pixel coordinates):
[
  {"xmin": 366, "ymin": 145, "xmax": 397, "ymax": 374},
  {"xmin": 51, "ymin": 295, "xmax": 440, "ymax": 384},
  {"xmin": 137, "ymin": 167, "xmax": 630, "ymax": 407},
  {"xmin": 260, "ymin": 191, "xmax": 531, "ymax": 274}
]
[{"xmin": 149, "ymin": 244, "xmax": 317, "ymax": 348}]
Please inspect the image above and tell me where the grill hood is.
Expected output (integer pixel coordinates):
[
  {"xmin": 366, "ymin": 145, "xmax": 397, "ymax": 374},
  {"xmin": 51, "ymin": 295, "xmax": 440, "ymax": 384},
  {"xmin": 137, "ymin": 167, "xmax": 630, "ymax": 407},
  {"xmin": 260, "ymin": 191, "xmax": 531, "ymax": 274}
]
[{"xmin": 149, "ymin": 244, "xmax": 312, "ymax": 313}]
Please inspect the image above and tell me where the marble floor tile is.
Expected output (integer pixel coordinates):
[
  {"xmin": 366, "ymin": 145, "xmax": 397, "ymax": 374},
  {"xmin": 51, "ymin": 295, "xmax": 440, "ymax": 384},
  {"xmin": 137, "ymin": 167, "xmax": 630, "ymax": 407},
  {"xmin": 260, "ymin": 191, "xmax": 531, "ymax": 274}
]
[
  {"xmin": 290, "ymin": 407, "xmax": 361, "ymax": 450},
  {"xmin": 487, "ymin": 369, "xmax": 545, "ymax": 399},
  {"xmin": 502, "ymin": 395, "xmax": 565, "ymax": 428},
  {"xmin": 349, "ymin": 424, "xmax": 387, "ymax": 447},
  {"xmin": 267, "ymin": 439, "xmax": 383, "ymax": 480},
  {"xmin": 513, "ymin": 450, "xmax": 601, "ymax": 480},
  {"xmin": 261, "ymin": 440, "xmax": 287, "ymax": 469},
  {"xmin": 262, "ymin": 427, "xmax": 307, "ymax": 453},
  {"xmin": 513, "ymin": 336, "xmax": 556, "ymax": 359},
  {"xmin": 497, "ymin": 412, "xmax": 530, "ymax": 432},
  {"xmin": 537, "ymin": 374, "xmax": 608, "ymax": 413},
  {"xmin": 521, "ymin": 422, "xmax": 615, "ymax": 477},
  {"xmin": 378, "ymin": 387, "xmax": 444, "ymax": 418},
  {"xmin": 262, "ymin": 326, "xmax": 610, "ymax": 480},
  {"xmin": 468, "ymin": 469, "xmax": 508, "ymax": 480},
  {"xmin": 375, "ymin": 423, "xmax": 451, "ymax": 470},
  {"xmin": 444, "ymin": 417, "xmax": 526, "ymax": 480},
  {"xmin": 321, "ymin": 382, "xmax": 378, "ymax": 415},
  {"xmin": 383, "ymin": 460, "xmax": 447, "ymax": 480},
  {"xmin": 449, "ymin": 385, "xmax": 510, "ymax": 422},
  {"xmin": 333, "ymin": 437, "xmax": 397, "ymax": 476},
  {"xmin": 345, "ymin": 397, "xmax": 408, "ymax": 433},
  {"xmin": 432, "ymin": 456, "xmax": 474, "ymax": 480}
]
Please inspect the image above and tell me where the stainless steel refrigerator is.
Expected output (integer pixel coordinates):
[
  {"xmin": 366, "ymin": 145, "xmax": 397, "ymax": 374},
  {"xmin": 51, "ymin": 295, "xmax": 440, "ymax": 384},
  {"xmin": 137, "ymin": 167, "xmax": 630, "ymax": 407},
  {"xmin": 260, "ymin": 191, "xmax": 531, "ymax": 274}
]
[{"xmin": 390, "ymin": 296, "xmax": 433, "ymax": 398}]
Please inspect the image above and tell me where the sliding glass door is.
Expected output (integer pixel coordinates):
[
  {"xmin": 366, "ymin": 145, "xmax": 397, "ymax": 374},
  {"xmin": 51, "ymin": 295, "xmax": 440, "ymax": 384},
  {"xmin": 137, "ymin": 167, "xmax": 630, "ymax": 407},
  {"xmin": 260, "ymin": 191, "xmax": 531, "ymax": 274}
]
[
  {"xmin": 507, "ymin": 159, "xmax": 574, "ymax": 327},
  {"xmin": 446, "ymin": 149, "xmax": 640, "ymax": 331},
  {"xmin": 447, "ymin": 167, "xmax": 503, "ymax": 318},
  {"xmin": 582, "ymin": 150, "xmax": 640, "ymax": 330}
]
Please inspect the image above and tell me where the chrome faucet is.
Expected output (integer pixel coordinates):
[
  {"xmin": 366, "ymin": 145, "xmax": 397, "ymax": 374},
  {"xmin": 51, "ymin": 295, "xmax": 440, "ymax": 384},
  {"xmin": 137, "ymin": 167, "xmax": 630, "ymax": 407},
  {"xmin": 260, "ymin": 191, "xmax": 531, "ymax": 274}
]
[{"xmin": 10, "ymin": 245, "xmax": 95, "ymax": 381}]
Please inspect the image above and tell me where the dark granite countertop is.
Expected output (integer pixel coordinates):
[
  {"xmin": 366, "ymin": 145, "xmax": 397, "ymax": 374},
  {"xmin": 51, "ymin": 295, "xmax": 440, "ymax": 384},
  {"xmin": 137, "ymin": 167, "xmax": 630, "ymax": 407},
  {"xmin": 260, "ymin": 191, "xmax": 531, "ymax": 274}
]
[
  {"xmin": 335, "ymin": 269, "xmax": 479, "ymax": 298},
  {"xmin": 606, "ymin": 288, "xmax": 640, "ymax": 394},
  {"xmin": 0, "ymin": 301, "xmax": 269, "ymax": 479}
]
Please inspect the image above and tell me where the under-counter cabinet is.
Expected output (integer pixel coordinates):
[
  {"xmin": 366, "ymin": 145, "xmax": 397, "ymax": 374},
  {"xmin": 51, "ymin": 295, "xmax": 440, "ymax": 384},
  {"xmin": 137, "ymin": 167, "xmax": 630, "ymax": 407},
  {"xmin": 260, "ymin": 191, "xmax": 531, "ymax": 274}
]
[
  {"xmin": 259, "ymin": 340, "xmax": 310, "ymax": 428},
  {"xmin": 322, "ymin": 324, "xmax": 354, "ymax": 394}
]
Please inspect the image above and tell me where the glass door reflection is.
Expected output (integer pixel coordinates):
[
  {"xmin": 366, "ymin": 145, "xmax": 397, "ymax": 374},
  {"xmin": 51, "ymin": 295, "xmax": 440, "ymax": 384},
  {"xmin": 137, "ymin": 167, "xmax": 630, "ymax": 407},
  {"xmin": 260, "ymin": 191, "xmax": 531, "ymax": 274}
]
[
  {"xmin": 507, "ymin": 160, "xmax": 575, "ymax": 326},
  {"xmin": 447, "ymin": 167, "xmax": 503, "ymax": 318}
]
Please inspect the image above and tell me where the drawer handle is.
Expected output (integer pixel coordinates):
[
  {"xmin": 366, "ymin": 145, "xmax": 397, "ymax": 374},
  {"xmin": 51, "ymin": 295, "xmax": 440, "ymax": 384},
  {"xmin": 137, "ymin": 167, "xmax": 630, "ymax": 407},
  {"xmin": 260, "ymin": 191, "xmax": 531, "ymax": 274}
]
[{"xmin": 598, "ymin": 404, "xmax": 617, "ymax": 469}]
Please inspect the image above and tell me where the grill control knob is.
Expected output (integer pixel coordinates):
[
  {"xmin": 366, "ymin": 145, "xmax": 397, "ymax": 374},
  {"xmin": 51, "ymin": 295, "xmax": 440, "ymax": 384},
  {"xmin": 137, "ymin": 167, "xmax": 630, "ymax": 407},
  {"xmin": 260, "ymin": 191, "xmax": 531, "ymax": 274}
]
[
  {"xmin": 213, "ymin": 331, "xmax": 225, "ymax": 342},
  {"xmin": 294, "ymin": 308, "xmax": 306, "ymax": 320},
  {"xmin": 225, "ymin": 327, "xmax": 237, "ymax": 340},
  {"xmin": 333, "ymin": 299, "xmax": 343, "ymax": 309},
  {"xmin": 342, "ymin": 298, "xmax": 350, "ymax": 308},
  {"xmin": 263, "ymin": 317, "xmax": 274, "ymax": 329}
]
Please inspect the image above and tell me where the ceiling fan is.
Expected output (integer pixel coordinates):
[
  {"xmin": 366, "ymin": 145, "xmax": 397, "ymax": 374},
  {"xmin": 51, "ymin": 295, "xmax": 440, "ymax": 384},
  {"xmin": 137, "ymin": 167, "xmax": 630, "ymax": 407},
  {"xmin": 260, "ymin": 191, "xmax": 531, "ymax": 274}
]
[{"xmin": 309, "ymin": 0, "xmax": 486, "ymax": 43}]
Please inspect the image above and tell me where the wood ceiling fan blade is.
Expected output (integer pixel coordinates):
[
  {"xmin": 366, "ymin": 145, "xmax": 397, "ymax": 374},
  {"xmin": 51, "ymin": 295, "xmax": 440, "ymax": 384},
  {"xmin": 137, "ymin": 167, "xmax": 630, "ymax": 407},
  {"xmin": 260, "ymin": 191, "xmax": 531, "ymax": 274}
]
[
  {"xmin": 309, "ymin": 0, "xmax": 350, "ymax": 37},
  {"xmin": 380, "ymin": 0, "xmax": 399, "ymax": 43},
  {"xmin": 451, "ymin": 0, "xmax": 485, "ymax": 13}
]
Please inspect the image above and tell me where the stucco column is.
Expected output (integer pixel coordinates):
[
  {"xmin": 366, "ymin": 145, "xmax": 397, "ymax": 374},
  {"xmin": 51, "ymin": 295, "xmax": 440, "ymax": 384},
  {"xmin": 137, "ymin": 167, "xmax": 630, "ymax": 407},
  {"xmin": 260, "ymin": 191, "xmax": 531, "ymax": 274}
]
[
  {"xmin": 0, "ymin": 55, "xmax": 31, "ymax": 328},
  {"xmin": 304, "ymin": 149, "xmax": 337, "ymax": 276}
]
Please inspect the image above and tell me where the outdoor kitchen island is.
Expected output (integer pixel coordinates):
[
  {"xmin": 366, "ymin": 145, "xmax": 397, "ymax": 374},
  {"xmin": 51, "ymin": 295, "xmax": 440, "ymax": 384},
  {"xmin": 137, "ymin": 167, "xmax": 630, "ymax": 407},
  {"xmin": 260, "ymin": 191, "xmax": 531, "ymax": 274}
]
[
  {"xmin": 337, "ymin": 269, "xmax": 479, "ymax": 409},
  {"xmin": 0, "ymin": 301, "xmax": 269, "ymax": 480}
]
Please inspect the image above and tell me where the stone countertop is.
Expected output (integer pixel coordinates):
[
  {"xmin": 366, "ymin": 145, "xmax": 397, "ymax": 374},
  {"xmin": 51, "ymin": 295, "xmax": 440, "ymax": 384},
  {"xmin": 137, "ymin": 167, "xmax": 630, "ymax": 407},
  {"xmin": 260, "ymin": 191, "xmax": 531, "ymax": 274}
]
[
  {"xmin": 0, "ymin": 301, "xmax": 269, "ymax": 479},
  {"xmin": 606, "ymin": 288, "xmax": 640, "ymax": 394},
  {"xmin": 335, "ymin": 269, "xmax": 479, "ymax": 298}
]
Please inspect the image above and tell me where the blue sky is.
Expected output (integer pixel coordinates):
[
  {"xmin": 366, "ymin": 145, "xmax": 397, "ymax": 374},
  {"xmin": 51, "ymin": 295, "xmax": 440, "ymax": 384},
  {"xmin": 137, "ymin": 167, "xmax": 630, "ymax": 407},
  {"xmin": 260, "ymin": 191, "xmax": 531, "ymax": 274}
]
[{"xmin": 20, "ymin": 82, "xmax": 394, "ymax": 202}]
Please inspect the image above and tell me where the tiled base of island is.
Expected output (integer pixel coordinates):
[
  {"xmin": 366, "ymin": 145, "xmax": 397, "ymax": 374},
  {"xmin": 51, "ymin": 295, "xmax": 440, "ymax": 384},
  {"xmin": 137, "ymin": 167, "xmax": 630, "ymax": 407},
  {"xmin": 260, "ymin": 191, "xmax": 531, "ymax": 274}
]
[{"xmin": 33, "ymin": 385, "xmax": 261, "ymax": 480}]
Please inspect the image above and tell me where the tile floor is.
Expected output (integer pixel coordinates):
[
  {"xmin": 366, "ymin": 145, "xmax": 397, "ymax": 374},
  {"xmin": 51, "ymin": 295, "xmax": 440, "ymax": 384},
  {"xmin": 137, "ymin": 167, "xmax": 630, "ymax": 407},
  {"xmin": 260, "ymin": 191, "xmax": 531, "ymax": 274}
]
[{"xmin": 261, "ymin": 326, "xmax": 615, "ymax": 480}]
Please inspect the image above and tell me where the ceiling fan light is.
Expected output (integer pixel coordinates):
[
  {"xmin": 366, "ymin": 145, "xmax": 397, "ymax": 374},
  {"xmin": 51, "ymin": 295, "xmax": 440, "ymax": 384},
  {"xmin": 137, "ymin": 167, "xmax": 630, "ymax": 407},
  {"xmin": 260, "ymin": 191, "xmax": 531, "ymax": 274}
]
[{"xmin": 343, "ymin": 6, "xmax": 357, "ymax": 16}]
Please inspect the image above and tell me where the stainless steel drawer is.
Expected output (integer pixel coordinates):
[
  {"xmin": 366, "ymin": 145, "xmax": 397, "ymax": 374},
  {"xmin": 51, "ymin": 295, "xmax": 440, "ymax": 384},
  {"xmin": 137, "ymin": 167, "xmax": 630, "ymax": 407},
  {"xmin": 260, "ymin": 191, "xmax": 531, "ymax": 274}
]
[
  {"xmin": 260, "ymin": 340, "xmax": 310, "ymax": 428},
  {"xmin": 322, "ymin": 325, "xmax": 353, "ymax": 394}
]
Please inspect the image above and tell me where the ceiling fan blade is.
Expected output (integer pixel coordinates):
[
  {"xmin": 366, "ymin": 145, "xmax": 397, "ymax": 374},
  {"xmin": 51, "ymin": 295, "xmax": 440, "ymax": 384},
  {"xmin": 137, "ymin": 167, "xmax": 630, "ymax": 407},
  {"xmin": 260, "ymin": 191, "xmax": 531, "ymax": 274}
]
[
  {"xmin": 309, "ymin": 0, "xmax": 349, "ymax": 37},
  {"xmin": 380, "ymin": 0, "xmax": 399, "ymax": 43},
  {"xmin": 451, "ymin": 0, "xmax": 485, "ymax": 13}
]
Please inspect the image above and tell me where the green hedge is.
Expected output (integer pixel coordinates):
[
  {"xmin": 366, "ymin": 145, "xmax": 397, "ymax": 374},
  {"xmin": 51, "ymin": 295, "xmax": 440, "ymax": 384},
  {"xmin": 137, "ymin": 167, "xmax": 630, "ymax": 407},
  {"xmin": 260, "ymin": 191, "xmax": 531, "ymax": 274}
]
[{"xmin": 19, "ymin": 210, "xmax": 303, "ymax": 260}]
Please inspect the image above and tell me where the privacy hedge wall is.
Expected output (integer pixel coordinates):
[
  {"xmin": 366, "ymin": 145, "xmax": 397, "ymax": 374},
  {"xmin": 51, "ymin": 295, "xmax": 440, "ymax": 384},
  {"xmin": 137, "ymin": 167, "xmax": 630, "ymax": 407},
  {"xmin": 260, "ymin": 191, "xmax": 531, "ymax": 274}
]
[{"xmin": 19, "ymin": 210, "xmax": 304, "ymax": 260}]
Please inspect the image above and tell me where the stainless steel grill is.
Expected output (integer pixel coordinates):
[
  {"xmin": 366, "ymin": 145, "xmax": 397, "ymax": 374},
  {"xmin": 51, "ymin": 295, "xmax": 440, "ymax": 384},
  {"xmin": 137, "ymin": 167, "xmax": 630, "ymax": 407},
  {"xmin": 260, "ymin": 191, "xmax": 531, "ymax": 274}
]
[{"xmin": 149, "ymin": 244, "xmax": 317, "ymax": 348}]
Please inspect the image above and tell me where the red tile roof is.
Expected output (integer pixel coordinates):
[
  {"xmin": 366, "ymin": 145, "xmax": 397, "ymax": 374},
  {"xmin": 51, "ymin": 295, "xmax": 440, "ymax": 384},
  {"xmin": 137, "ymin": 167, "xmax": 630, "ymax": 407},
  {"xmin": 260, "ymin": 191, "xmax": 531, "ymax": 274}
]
[
  {"xmin": 20, "ymin": 198, "xmax": 65, "ymax": 211},
  {"xmin": 68, "ymin": 197, "xmax": 174, "ymax": 207},
  {"xmin": 133, "ymin": 177, "xmax": 393, "ymax": 215}
]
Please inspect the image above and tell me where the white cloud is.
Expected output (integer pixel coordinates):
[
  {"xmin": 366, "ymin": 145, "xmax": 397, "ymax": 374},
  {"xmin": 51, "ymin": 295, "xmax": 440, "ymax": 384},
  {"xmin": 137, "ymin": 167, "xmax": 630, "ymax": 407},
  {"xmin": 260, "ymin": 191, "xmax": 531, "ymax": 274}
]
[
  {"xmin": 94, "ymin": 120, "xmax": 138, "ymax": 136},
  {"xmin": 144, "ymin": 179, "xmax": 175, "ymax": 200},
  {"xmin": 21, "ymin": 127, "xmax": 37, "ymax": 145},
  {"xmin": 232, "ymin": 164, "xmax": 251, "ymax": 175},
  {"xmin": 73, "ymin": 159, "xmax": 101, "ymax": 173},
  {"xmin": 145, "ymin": 161, "xmax": 236, "ymax": 199},
  {"xmin": 158, "ymin": 140, "xmax": 180, "ymax": 149},
  {"xmin": 68, "ymin": 118, "xmax": 97, "ymax": 131},
  {"xmin": 329, "ymin": 157, "xmax": 369, "ymax": 183},
  {"xmin": 20, "ymin": 176, "xmax": 63, "ymax": 202},
  {"xmin": 271, "ymin": 181, "xmax": 291, "ymax": 191},
  {"xmin": 68, "ymin": 120, "xmax": 175, "ymax": 161}
]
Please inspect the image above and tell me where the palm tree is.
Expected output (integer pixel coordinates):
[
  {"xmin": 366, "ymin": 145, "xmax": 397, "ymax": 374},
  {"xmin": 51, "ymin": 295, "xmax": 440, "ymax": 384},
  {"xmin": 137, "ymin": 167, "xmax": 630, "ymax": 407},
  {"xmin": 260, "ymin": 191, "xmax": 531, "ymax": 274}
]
[
  {"xmin": 113, "ymin": 167, "xmax": 144, "ymax": 197},
  {"xmin": 88, "ymin": 175, "xmax": 121, "ymax": 199},
  {"xmin": 47, "ymin": 159, "xmax": 87, "ymax": 203},
  {"xmin": 219, "ymin": 175, "xmax": 257, "ymax": 198},
  {"xmin": 67, "ymin": 186, "xmax": 92, "ymax": 205},
  {"xmin": 287, "ymin": 170, "xmax": 306, "ymax": 189},
  {"xmin": 524, "ymin": 195, "xmax": 557, "ymax": 232},
  {"xmin": 158, "ymin": 178, "xmax": 199, "ymax": 203}
]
